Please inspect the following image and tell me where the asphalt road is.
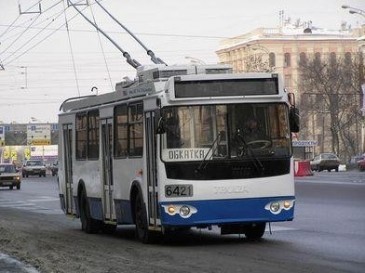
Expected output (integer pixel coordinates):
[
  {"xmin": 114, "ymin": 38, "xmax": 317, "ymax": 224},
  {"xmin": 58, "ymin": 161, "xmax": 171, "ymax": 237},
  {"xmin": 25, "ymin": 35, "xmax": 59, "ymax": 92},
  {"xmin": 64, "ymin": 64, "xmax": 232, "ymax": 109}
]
[{"xmin": 0, "ymin": 170, "xmax": 364, "ymax": 272}]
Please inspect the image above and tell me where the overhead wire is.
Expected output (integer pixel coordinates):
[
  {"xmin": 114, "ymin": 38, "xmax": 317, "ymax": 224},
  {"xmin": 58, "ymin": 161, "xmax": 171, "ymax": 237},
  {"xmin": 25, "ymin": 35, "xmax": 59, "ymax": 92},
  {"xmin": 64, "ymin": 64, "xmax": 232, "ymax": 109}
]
[
  {"xmin": 67, "ymin": 0, "xmax": 142, "ymax": 69},
  {"xmin": 2, "ymin": 4, "xmax": 89, "ymax": 66},
  {"xmin": 0, "ymin": 0, "xmax": 44, "ymax": 40},
  {"xmin": 0, "ymin": 23, "xmax": 226, "ymax": 40},
  {"xmin": 94, "ymin": 0, "xmax": 166, "ymax": 66},
  {"xmin": 1, "ymin": 1, "xmax": 222, "ymax": 95},
  {"xmin": 62, "ymin": 0, "xmax": 81, "ymax": 97},
  {"xmin": 0, "ymin": 2, "xmax": 47, "ymax": 57},
  {"xmin": 88, "ymin": 2, "xmax": 114, "ymax": 90},
  {"xmin": 1, "ymin": 1, "xmax": 67, "ymax": 63},
  {"xmin": 2, "ymin": 9, "xmax": 66, "ymax": 63}
]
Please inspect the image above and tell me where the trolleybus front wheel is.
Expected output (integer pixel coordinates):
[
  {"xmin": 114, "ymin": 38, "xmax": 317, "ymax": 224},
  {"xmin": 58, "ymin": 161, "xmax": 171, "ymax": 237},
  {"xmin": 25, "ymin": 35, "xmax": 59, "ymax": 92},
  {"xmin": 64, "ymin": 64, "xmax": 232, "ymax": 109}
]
[{"xmin": 244, "ymin": 222, "xmax": 266, "ymax": 240}]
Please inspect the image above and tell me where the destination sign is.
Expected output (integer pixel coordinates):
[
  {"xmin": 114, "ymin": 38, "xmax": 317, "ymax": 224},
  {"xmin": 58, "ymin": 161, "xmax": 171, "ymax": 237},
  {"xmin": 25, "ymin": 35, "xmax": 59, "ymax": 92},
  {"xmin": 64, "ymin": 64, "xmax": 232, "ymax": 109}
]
[
  {"xmin": 174, "ymin": 77, "xmax": 279, "ymax": 98},
  {"xmin": 162, "ymin": 148, "xmax": 211, "ymax": 162}
]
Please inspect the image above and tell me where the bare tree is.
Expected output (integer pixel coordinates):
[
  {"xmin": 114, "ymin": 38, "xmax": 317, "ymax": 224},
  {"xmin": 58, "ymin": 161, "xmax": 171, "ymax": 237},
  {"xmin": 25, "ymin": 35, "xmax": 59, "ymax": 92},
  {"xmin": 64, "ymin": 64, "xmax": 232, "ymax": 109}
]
[{"xmin": 298, "ymin": 52, "xmax": 364, "ymax": 160}]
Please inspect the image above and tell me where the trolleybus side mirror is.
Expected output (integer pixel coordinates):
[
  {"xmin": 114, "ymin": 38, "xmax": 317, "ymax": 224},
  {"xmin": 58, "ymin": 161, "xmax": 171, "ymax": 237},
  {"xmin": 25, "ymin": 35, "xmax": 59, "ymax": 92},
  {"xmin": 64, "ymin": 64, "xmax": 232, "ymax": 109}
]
[
  {"xmin": 288, "ymin": 92, "xmax": 299, "ymax": 133},
  {"xmin": 289, "ymin": 106, "xmax": 300, "ymax": 133}
]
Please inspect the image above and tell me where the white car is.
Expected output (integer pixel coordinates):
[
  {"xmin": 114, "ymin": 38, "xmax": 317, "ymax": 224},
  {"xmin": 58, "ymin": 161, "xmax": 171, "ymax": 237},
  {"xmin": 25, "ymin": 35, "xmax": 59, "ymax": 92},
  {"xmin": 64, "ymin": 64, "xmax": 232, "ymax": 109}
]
[
  {"xmin": 310, "ymin": 153, "xmax": 340, "ymax": 172},
  {"xmin": 22, "ymin": 160, "xmax": 47, "ymax": 177}
]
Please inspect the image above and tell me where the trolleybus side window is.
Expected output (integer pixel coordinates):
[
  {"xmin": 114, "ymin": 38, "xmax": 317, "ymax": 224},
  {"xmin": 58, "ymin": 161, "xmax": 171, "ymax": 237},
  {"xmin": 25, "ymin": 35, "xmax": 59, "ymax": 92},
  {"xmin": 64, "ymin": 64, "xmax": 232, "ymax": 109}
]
[
  {"xmin": 128, "ymin": 103, "xmax": 143, "ymax": 156},
  {"xmin": 88, "ymin": 110, "xmax": 100, "ymax": 159},
  {"xmin": 75, "ymin": 110, "xmax": 100, "ymax": 160},
  {"xmin": 114, "ymin": 104, "xmax": 128, "ymax": 158},
  {"xmin": 76, "ymin": 112, "xmax": 87, "ymax": 159}
]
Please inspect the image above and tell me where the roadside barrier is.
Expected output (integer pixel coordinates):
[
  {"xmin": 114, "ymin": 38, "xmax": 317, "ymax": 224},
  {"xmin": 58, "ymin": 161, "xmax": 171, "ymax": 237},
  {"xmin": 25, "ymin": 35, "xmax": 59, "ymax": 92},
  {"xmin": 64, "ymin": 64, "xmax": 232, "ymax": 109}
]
[{"xmin": 294, "ymin": 160, "xmax": 313, "ymax": 177}]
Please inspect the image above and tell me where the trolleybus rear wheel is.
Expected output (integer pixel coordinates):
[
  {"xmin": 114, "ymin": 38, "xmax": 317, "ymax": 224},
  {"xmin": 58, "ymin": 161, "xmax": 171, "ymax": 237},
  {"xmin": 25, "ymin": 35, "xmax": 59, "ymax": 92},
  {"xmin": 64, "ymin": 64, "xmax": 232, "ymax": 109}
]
[
  {"xmin": 80, "ymin": 190, "xmax": 100, "ymax": 234},
  {"xmin": 101, "ymin": 223, "xmax": 116, "ymax": 234}
]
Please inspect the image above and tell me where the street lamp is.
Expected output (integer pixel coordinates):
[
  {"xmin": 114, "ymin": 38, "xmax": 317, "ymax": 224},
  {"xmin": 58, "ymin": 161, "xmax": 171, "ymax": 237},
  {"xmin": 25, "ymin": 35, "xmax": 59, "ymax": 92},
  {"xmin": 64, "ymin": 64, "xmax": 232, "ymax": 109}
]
[{"xmin": 341, "ymin": 5, "xmax": 365, "ymax": 17}]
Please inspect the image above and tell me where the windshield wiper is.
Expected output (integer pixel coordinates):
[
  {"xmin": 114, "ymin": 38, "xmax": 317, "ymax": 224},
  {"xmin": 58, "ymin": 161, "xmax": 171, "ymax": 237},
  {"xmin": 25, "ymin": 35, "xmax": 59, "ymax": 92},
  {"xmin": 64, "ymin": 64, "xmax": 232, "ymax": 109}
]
[
  {"xmin": 195, "ymin": 132, "xmax": 222, "ymax": 174},
  {"xmin": 235, "ymin": 129, "xmax": 264, "ymax": 174}
]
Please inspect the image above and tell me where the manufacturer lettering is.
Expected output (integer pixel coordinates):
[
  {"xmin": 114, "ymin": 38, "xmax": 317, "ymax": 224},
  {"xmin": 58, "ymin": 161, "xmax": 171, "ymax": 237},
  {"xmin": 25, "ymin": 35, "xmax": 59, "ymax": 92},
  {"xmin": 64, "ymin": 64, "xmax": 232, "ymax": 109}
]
[{"xmin": 214, "ymin": 186, "xmax": 249, "ymax": 194}]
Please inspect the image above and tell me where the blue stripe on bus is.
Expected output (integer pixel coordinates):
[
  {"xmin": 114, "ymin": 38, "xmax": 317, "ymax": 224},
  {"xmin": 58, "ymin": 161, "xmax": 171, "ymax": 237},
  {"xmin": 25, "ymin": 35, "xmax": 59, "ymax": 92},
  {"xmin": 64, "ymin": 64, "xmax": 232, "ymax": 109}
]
[{"xmin": 159, "ymin": 196, "xmax": 295, "ymax": 227}]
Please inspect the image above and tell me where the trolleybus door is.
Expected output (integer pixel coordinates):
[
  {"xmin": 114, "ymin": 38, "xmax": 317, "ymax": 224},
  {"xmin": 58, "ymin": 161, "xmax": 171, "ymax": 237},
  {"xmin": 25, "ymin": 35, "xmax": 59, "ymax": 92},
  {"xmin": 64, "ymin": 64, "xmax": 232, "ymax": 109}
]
[
  {"xmin": 145, "ymin": 110, "xmax": 159, "ymax": 227},
  {"xmin": 62, "ymin": 124, "xmax": 74, "ymax": 214},
  {"xmin": 101, "ymin": 118, "xmax": 115, "ymax": 221}
]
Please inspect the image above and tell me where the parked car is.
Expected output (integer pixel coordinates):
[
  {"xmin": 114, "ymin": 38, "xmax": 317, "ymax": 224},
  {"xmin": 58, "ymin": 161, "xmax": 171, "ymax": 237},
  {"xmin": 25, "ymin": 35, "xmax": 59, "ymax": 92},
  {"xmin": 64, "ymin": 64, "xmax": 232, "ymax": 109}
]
[
  {"xmin": 22, "ymin": 160, "xmax": 47, "ymax": 177},
  {"xmin": 310, "ymin": 153, "xmax": 340, "ymax": 172},
  {"xmin": 0, "ymin": 163, "xmax": 21, "ymax": 190},
  {"xmin": 51, "ymin": 160, "xmax": 58, "ymax": 176},
  {"xmin": 357, "ymin": 156, "xmax": 365, "ymax": 171},
  {"xmin": 348, "ymin": 155, "xmax": 364, "ymax": 169}
]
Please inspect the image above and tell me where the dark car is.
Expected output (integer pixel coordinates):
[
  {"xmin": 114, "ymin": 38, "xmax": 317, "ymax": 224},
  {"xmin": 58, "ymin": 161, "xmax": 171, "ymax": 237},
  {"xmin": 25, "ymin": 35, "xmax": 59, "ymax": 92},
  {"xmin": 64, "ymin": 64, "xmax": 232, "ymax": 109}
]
[
  {"xmin": 0, "ymin": 163, "xmax": 21, "ymax": 190},
  {"xmin": 310, "ymin": 153, "xmax": 340, "ymax": 172},
  {"xmin": 22, "ymin": 160, "xmax": 47, "ymax": 177},
  {"xmin": 357, "ymin": 156, "xmax": 365, "ymax": 171},
  {"xmin": 51, "ymin": 161, "xmax": 58, "ymax": 176}
]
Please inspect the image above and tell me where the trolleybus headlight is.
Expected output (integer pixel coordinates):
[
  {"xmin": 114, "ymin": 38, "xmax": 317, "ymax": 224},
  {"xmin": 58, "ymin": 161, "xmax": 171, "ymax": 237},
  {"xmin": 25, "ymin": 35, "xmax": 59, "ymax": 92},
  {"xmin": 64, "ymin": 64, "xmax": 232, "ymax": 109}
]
[
  {"xmin": 270, "ymin": 202, "xmax": 280, "ymax": 213},
  {"xmin": 162, "ymin": 204, "xmax": 198, "ymax": 218},
  {"xmin": 265, "ymin": 200, "xmax": 295, "ymax": 215},
  {"xmin": 179, "ymin": 206, "xmax": 190, "ymax": 217}
]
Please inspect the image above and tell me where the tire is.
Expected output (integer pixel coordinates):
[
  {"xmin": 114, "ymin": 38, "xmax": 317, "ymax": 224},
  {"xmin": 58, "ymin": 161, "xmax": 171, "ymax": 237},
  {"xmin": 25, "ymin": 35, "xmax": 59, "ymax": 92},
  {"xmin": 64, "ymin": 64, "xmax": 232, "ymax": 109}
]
[
  {"xmin": 9, "ymin": 185, "xmax": 13, "ymax": 190},
  {"xmin": 79, "ymin": 190, "xmax": 100, "ymax": 234},
  {"xmin": 16, "ymin": 184, "xmax": 21, "ymax": 190},
  {"xmin": 245, "ymin": 222, "xmax": 266, "ymax": 241},
  {"xmin": 335, "ymin": 167, "xmax": 339, "ymax": 172},
  {"xmin": 134, "ymin": 193, "xmax": 153, "ymax": 243},
  {"xmin": 101, "ymin": 223, "xmax": 117, "ymax": 234}
]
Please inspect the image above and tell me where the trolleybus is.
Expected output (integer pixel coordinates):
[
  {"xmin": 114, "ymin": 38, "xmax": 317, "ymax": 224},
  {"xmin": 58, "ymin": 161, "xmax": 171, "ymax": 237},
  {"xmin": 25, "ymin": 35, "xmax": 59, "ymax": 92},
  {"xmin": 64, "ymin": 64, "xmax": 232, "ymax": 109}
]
[{"xmin": 58, "ymin": 64, "xmax": 299, "ymax": 243}]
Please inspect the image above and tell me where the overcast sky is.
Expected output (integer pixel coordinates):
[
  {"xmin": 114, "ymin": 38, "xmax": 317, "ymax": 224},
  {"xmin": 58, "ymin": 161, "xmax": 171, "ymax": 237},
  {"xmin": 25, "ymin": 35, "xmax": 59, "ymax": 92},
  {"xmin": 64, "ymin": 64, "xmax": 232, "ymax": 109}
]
[{"xmin": 0, "ymin": 0, "xmax": 364, "ymax": 123}]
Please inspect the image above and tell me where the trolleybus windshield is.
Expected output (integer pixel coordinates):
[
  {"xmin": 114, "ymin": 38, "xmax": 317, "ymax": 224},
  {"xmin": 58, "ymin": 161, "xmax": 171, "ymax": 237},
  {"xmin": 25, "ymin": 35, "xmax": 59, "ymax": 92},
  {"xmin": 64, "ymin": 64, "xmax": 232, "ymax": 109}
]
[{"xmin": 161, "ymin": 103, "xmax": 291, "ymax": 162}]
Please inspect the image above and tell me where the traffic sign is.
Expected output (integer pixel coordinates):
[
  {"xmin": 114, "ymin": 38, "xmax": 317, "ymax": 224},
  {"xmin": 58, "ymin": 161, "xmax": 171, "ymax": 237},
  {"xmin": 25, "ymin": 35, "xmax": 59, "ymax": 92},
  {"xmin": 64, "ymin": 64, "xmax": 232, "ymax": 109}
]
[
  {"xmin": 24, "ymin": 147, "xmax": 31, "ymax": 160},
  {"xmin": 27, "ymin": 124, "xmax": 51, "ymax": 146}
]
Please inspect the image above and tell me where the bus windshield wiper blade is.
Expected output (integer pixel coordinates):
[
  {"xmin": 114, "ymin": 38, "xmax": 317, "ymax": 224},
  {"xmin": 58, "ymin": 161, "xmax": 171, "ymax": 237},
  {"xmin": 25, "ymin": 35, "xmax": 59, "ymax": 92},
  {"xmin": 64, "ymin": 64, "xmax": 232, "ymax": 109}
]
[{"xmin": 195, "ymin": 132, "xmax": 221, "ymax": 174}]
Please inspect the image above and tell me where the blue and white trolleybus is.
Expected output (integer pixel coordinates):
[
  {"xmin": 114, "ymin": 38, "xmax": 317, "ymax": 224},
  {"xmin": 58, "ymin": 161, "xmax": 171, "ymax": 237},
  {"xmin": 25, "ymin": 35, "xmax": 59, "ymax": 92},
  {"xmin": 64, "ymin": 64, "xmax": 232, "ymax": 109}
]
[{"xmin": 58, "ymin": 64, "xmax": 300, "ymax": 243}]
